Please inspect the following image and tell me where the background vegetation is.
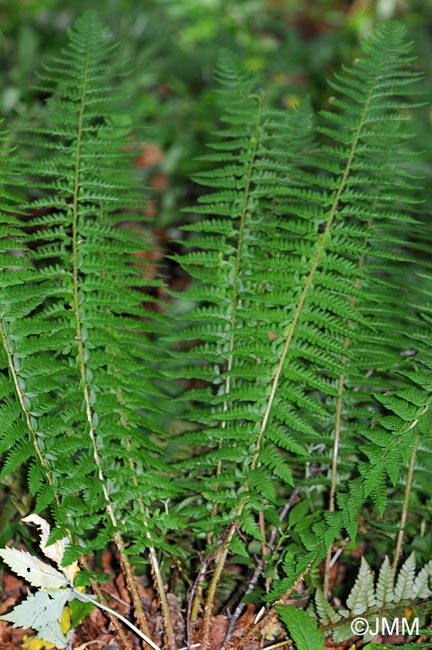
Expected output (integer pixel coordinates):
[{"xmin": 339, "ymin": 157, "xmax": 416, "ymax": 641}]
[{"xmin": 0, "ymin": 0, "xmax": 430, "ymax": 227}]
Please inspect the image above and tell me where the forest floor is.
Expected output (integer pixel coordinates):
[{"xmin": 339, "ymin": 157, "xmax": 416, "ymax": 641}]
[{"xmin": 0, "ymin": 560, "xmax": 427, "ymax": 650}]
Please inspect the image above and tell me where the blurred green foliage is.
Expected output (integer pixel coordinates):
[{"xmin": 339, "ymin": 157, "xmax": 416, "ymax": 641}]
[{"xmin": 1, "ymin": 0, "xmax": 430, "ymax": 230}]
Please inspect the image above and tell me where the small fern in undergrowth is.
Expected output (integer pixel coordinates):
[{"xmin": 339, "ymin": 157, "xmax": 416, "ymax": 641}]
[
  {"xmin": 0, "ymin": 11, "xmax": 430, "ymax": 650},
  {"xmin": 313, "ymin": 554, "xmax": 432, "ymax": 643},
  {"xmin": 276, "ymin": 555, "xmax": 432, "ymax": 650}
]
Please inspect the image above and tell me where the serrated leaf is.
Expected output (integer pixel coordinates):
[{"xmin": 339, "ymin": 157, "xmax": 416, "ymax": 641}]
[
  {"xmin": 0, "ymin": 589, "xmax": 73, "ymax": 648},
  {"xmin": 276, "ymin": 605, "xmax": 324, "ymax": 650},
  {"xmin": 229, "ymin": 535, "xmax": 250, "ymax": 559},
  {"xmin": 346, "ymin": 557, "xmax": 375, "ymax": 614},
  {"xmin": 0, "ymin": 548, "xmax": 68, "ymax": 589},
  {"xmin": 375, "ymin": 556, "xmax": 394, "ymax": 606},
  {"xmin": 239, "ymin": 512, "xmax": 263, "ymax": 541},
  {"xmin": 394, "ymin": 552, "xmax": 416, "ymax": 601},
  {"xmin": 36, "ymin": 620, "xmax": 70, "ymax": 649}
]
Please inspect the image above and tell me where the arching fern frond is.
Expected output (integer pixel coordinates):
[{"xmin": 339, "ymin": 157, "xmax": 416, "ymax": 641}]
[
  {"xmin": 172, "ymin": 50, "xmax": 315, "ymax": 537},
  {"xmin": 0, "ymin": 12, "xmax": 167, "ymax": 559}
]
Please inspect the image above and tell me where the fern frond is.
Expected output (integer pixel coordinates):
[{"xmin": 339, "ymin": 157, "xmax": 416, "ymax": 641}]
[
  {"xmin": 0, "ymin": 12, "xmax": 166, "ymax": 558},
  {"xmin": 315, "ymin": 588, "xmax": 341, "ymax": 626},
  {"xmin": 314, "ymin": 553, "xmax": 432, "ymax": 643},
  {"xmin": 394, "ymin": 552, "xmax": 416, "ymax": 601},
  {"xmin": 346, "ymin": 557, "xmax": 376, "ymax": 615}
]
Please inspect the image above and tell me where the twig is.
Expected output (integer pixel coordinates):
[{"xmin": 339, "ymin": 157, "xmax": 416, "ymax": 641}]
[
  {"xmin": 116, "ymin": 532, "xmax": 152, "ymax": 640},
  {"xmin": 124, "ymin": 434, "xmax": 176, "ymax": 649},
  {"xmin": 259, "ymin": 641, "xmax": 292, "ymax": 650},
  {"xmin": 392, "ymin": 434, "xmax": 419, "ymax": 576},
  {"xmin": 201, "ymin": 523, "xmax": 237, "ymax": 650},
  {"xmin": 100, "ymin": 588, "xmax": 131, "ymax": 609},
  {"xmin": 329, "ymin": 540, "xmax": 347, "ymax": 569}
]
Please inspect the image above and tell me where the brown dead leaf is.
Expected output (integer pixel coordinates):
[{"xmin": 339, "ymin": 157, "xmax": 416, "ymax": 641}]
[
  {"xmin": 3, "ymin": 573, "xmax": 23, "ymax": 594},
  {"xmin": 114, "ymin": 573, "xmax": 131, "ymax": 615},
  {"xmin": 0, "ymin": 619, "xmax": 12, "ymax": 644},
  {"xmin": 324, "ymin": 638, "xmax": 358, "ymax": 649},
  {"xmin": 209, "ymin": 614, "xmax": 229, "ymax": 649},
  {"xmin": 134, "ymin": 144, "xmax": 163, "ymax": 168},
  {"xmin": 150, "ymin": 173, "xmax": 168, "ymax": 192},
  {"xmin": 232, "ymin": 604, "xmax": 256, "ymax": 638}
]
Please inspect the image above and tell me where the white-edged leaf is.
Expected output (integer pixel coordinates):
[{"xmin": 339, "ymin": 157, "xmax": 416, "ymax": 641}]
[
  {"xmin": 375, "ymin": 556, "xmax": 394, "ymax": 606},
  {"xmin": 22, "ymin": 514, "xmax": 78, "ymax": 584},
  {"xmin": 276, "ymin": 605, "xmax": 325, "ymax": 650},
  {"xmin": 412, "ymin": 559, "xmax": 432, "ymax": 599},
  {"xmin": 0, "ymin": 587, "xmax": 72, "ymax": 629},
  {"xmin": 346, "ymin": 556, "xmax": 375, "ymax": 614},
  {"xmin": 37, "ymin": 621, "xmax": 70, "ymax": 649},
  {"xmin": 394, "ymin": 552, "xmax": 416, "ymax": 601},
  {"xmin": 0, "ymin": 548, "xmax": 68, "ymax": 589}
]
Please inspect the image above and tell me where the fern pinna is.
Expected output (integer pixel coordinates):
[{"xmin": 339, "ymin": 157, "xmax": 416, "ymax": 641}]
[{"xmin": 174, "ymin": 20, "xmax": 426, "ymax": 631}]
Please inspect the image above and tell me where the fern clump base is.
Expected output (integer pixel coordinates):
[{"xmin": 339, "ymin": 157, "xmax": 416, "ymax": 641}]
[{"xmin": 0, "ymin": 12, "xmax": 430, "ymax": 650}]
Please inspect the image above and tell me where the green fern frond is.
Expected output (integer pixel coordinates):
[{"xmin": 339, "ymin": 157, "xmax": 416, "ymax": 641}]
[
  {"xmin": 315, "ymin": 588, "xmax": 342, "ymax": 626},
  {"xmin": 0, "ymin": 12, "xmax": 166, "ymax": 555}
]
